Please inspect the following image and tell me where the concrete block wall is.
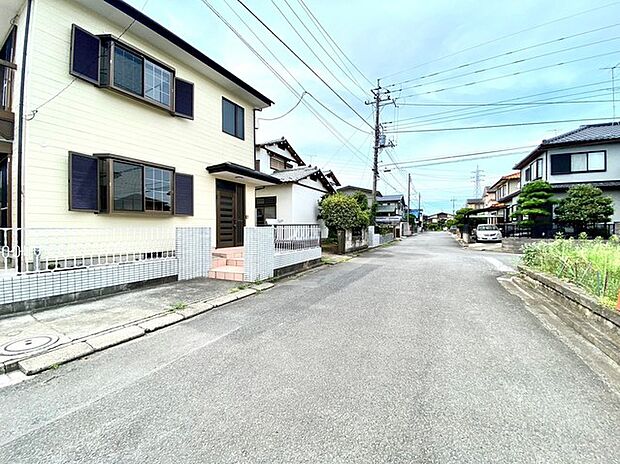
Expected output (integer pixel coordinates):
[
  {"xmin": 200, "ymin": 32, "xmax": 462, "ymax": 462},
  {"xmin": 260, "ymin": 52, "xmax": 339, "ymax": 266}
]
[
  {"xmin": 176, "ymin": 227, "xmax": 211, "ymax": 280},
  {"xmin": 244, "ymin": 227, "xmax": 275, "ymax": 282}
]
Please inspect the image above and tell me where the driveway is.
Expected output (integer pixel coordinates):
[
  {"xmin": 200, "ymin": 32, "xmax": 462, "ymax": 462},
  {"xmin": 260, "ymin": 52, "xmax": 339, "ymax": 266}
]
[{"xmin": 1, "ymin": 232, "xmax": 620, "ymax": 463}]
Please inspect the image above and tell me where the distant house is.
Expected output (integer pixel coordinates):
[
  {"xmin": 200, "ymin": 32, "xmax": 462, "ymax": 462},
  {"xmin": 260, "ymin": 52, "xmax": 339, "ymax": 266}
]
[
  {"xmin": 466, "ymin": 198, "xmax": 484, "ymax": 210},
  {"xmin": 514, "ymin": 123, "xmax": 620, "ymax": 223},
  {"xmin": 376, "ymin": 194, "xmax": 406, "ymax": 225},
  {"xmin": 487, "ymin": 172, "xmax": 520, "ymax": 223},
  {"xmin": 255, "ymin": 138, "xmax": 336, "ymax": 235},
  {"xmin": 338, "ymin": 185, "xmax": 382, "ymax": 204},
  {"xmin": 427, "ymin": 212, "xmax": 453, "ymax": 224}
]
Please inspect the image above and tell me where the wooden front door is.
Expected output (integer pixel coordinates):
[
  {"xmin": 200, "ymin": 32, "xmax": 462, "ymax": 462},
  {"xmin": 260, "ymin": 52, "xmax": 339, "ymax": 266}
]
[{"xmin": 216, "ymin": 180, "xmax": 245, "ymax": 248}]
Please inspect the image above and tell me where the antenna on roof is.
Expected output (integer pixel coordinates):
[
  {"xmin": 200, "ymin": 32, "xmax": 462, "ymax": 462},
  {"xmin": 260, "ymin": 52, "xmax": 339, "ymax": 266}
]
[{"xmin": 601, "ymin": 62, "xmax": 620, "ymax": 125}]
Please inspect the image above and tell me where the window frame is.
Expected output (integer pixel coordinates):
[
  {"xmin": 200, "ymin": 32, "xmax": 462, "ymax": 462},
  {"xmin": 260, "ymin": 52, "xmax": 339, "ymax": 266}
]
[
  {"xmin": 222, "ymin": 97, "xmax": 245, "ymax": 139},
  {"xmin": 256, "ymin": 196, "xmax": 277, "ymax": 226},
  {"xmin": 535, "ymin": 158, "xmax": 543, "ymax": 179},
  {"xmin": 524, "ymin": 166, "xmax": 531, "ymax": 182},
  {"xmin": 270, "ymin": 156, "xmax": 286, "ymax": 170},
  {"xmin": 106, "ymin": 38, "xmax": 176, "ymax": 112},
  {"xmin": 550, "ymin": 150, "xmax": 607, "ymax": 175},
  {"xmin": 96, "ymin": 155, "xmax": 175, "ymax": 216}
]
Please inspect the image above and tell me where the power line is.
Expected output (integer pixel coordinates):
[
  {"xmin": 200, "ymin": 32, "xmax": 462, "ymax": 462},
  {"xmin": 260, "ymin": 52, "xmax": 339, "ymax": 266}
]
[
  {"xmin": 394, "ymin": 36, "xmax": 620, "ymax": 93},
  {"xmin": 218, "ymin": 0, "xmax": 370, "ymax": 134},
  {"xmin": 396, "ymin": 99, "xmax": 615, "ymax": 108},
  {"xmin": 391, "ymin": 80, "xmax": 610, "ymax": 125},
  {"xmin": 235, "ymin": 0, "xmax": 374, "ymax": 130},
  {"xmin": 385, "ymin": 117, "xmax": 614, "ymax": 134},
  {"xmin": 397, "ymin": 48, "xmax": 620, "ymax": 99},
  {"xmin": 203, "ymin": 0, "xmax": 372, "ymax": 165},
  {"xmin": 277, "ymin": 0, "xmax": 368, "ymax": 96},
  {"xmin": 386, "ymin": 23, "xmax": 620, "ymax": 88},
  {"xmin": 296, "ymin": 0, "xmax": 372, "ymax": 86},
  {"xmin": 380, "ymin": 145, "xmax": 537, "ymax": 167},
  {"xmin": 400, "ymin": 151, "xmax": 529, "ymax": 168},
  {"xmin": 381, "ymin": 1, "xmax": 620, "ymax": 80},
  {"xmin": 392, "ymin": 88, "xmax": 613, "ymax": 129},
  {"xmin": 256, "ymin": 91, "xmax": 307, "ymax": 121},
  {"xmin": 271, "ymin": 0, "xmax": 367, "ymax": 104}
]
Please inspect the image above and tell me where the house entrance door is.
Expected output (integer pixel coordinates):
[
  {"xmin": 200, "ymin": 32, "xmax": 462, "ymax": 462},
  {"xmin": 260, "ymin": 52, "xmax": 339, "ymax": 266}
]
[{"xmin": 216, "ymin": 179, "xmax": 245, "ymax": 248}]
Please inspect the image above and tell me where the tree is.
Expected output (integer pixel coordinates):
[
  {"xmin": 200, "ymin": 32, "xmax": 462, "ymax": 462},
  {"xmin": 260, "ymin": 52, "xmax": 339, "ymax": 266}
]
[
  {"xmin": 318, "ymin": 193, "xmax": 370, "ymax": 230},
  {"xmin": 555, "ymin": 184, "xmax": 613, "ymax": 232},
  {"xmin": 513, "ymin": 180, "xmax": 555, "ymax": 227},
  {"xmin": 454, "ymin": 207, "xmax": 473, "ymax": 228}
]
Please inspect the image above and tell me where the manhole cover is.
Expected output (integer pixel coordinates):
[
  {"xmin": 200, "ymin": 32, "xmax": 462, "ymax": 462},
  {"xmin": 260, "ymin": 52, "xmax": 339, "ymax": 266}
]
[{"xmin": 0, "ymin": 335, "xmax": 60, "ymax": 356}]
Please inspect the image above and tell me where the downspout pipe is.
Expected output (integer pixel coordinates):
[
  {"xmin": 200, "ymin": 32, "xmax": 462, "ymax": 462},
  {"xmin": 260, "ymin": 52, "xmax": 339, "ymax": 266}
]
[{"xmin": 16, "ymin": 0, "xmax": 33, "ymax": 272}]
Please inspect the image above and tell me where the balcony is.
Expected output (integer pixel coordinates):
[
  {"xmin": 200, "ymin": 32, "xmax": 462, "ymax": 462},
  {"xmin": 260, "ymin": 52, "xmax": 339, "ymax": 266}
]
[{"xmin": 0, "ymin": 59, "xmax": 16, "ymax": 142}]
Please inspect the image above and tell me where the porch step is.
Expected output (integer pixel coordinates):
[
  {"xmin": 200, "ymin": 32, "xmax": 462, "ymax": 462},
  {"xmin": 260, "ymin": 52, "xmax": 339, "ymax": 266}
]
[
  {"xmin": 213, "ymin": 247, "xmax": 244, "ymax": 259},
  {"xmin": 208, "ymin": 265, "xmax": 245, "ymax": 282},
  {"xmin": 212, "ymin": 257, "xmax": 244, "ymax": 268}
]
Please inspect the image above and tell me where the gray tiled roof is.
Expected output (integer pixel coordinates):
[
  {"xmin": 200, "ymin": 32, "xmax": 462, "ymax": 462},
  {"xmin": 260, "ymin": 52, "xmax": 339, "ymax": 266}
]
[
  {"xmin": 542, "ymin": 122, "xmax": 620, "ymax": 145},
  {"xmin": 377, "ymin": 194, "xmax": 404, "ymax": 202},
  {"xmin": 270, "ymin": 166, "xmax": 319, "ymax": 182}
]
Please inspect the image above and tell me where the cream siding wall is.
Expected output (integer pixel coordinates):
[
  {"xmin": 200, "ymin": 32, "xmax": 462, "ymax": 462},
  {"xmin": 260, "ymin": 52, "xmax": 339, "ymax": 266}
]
[{"xmin": 20, "ymin": 0, "xmax": 260, "ymax": 244}]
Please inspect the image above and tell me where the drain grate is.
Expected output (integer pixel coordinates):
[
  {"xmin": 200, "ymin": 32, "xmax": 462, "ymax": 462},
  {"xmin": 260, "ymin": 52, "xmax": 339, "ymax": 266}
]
[{"xmin": 0, "ymin": 335, "xmax": 60, "ymax": 357}]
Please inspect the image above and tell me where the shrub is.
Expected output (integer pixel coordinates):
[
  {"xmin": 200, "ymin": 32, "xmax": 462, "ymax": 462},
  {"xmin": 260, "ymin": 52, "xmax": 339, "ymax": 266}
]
[
  {"xmin": 318, "ymin": 193, "xmax": 370, "ymax": 230},
  {"xmin": 555, "ymin": 184, "xmax": 614, "ymax": 232}
]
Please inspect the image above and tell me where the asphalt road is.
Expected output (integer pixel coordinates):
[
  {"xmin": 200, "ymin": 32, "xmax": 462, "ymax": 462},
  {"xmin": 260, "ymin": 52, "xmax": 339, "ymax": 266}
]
[{"xmin": 2, "ymin": 232, "xmax": 620, "ymax": 463}]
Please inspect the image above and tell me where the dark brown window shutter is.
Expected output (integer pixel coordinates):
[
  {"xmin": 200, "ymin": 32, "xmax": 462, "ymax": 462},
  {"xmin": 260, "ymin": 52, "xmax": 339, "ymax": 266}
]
[
  {"xmin": 70, "ymin": 25, "xmax": 101, "ymax": 85},
  {"xmin": 174, "ymin": 173, "xmax": 194, "ymax": 216},
  {"xmin": 69, "ymin": 152, "xmax": 99, "ymax": 212},
  {"xmin": 174, "ymin": 78, "xmax": 194, "ymax": 119}
]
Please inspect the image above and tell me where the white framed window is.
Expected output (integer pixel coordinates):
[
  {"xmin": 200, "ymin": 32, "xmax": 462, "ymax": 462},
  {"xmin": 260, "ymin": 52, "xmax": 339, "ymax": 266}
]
[{"xmin": 145, "ymin": 60, "xmax": 172, "ymax": 107}]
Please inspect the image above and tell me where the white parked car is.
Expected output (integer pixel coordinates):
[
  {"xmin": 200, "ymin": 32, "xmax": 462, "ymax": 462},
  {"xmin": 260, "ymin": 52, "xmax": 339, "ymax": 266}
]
[{"xmin": 474, "ymin": 224, "xmax": 502, "ymax": 242}]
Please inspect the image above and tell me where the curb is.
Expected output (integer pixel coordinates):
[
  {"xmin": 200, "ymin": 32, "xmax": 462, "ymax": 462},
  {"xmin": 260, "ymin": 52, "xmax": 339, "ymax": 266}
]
[
  {"xmin": 3, "ymin": 282, "xmax": 274, "ymax": 377},
  {"xmin": 517, "ymin": 265, "xmax": 620, "ymax": 366}
]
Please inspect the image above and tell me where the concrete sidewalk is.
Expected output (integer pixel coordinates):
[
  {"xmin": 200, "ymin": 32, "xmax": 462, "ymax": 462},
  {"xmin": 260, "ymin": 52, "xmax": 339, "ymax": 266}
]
[{"xmin": 0, "ymin": 278, "xmax": 272, "ymax": 379}]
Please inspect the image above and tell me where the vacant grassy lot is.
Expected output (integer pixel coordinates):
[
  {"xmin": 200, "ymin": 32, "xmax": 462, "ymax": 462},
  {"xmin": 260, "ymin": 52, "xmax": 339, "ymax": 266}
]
[{"xmin": 523, "ymin": 235, "xmax": 620, "ymax": 308}]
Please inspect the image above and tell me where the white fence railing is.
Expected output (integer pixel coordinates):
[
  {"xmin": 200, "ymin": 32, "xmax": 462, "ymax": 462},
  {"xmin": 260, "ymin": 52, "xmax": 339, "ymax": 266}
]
[
  {"xmin": 1, "ymin": 227, "xmax": 176, "ymax": 275},
  {"xmin": 274, "ymin": 224, "xmax": 321, "ymax": 253}
]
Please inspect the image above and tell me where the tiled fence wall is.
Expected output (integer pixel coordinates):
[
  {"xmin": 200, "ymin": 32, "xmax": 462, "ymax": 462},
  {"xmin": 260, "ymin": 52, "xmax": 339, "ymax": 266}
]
[
  {"xmin": 0, "ymin": 227, "xmax": 209, "ymax": 311},
  {"xmin": 244, "ymin": 226, "xmax": 322, "ymax": 282}
]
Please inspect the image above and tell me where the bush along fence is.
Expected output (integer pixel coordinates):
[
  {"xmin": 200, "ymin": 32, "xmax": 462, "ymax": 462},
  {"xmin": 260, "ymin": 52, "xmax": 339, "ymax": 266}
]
[
  {"xmin": 245, "ymin": 224, "xmax": 322, "ymax": 281},
  {"xmin": 522, "ymin": 235, "xmax": 620, "ymax": 308}
]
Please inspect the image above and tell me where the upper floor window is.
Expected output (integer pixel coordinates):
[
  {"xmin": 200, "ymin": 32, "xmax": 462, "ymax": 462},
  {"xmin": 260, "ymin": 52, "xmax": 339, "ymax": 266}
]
[
  {"xmin": 550, "ymin": 150, "xmax": 606, "ymax": 175},
  {"xmin": 524, "ymin": 166, "xmax": 531, "ymax": 182},
  {"xmin": 535, "ymin": 159, "xmax": 543, "ymax": 179},
  {"xmin": 222, "ymin": 97, "xmax": 245, "ymax": 139},
  {"xmin": 70, "ymin": 25, "xmax": 194, "ymax": 119},
  {"xmin": 270, "ymin": 156, "xmax": 285, "ymax": 170},
  {"xmin": 145, "ymin": 61, "xmax": 172, "ymax": 106}
]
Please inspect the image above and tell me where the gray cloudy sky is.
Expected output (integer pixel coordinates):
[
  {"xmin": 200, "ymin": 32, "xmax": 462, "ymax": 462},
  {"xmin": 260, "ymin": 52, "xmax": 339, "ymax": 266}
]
[{"xmin": 126, "ymin": 0, "xmax": 620, "ymax": 213}]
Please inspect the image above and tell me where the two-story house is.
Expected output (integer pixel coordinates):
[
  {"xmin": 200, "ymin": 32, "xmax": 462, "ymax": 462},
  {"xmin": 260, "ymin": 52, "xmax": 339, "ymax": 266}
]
[
  {"xmin": 514, "ymin": 123, "xmax": 620, "ymax": 223},
  {"xmin": 487, "ymin": 172, "xmax": 520, "ymax": 222},
  {"xmin": 2, "ymin": 0, "xmax": 276, "ymax": 269},
  {"xmin": 254, "ymin": 137, "xmax": 336, "ymax": 236}
]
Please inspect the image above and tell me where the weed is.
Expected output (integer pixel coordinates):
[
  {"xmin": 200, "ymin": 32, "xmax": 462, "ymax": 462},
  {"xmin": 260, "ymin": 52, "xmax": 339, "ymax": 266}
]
[{"xmin": 169, "ymin": 302, "xmax": 188, "ymax": 311}]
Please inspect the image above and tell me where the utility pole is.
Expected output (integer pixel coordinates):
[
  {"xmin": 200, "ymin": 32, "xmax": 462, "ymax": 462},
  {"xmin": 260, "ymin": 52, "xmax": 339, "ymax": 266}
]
[
  {"xmin": 450, "ymin": 197, "xmax": 457, "ymax": 215},
  {"xmin": 407, "ymin": 173, "xmax": 411, "ymax": 218},
  {"xmin": 365, "ymin": 80, "xmax": 393, "ymax": 206},
  {"xmin": 418, "ymin": 192, "xmax": 422, "ymax": 230}
]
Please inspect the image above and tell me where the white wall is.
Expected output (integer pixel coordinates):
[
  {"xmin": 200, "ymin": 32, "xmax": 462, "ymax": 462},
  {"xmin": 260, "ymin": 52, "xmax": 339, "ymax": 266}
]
[
  {"xmin": 291, "ymin": 183, "xmax": 323, "ymax": 224},
  {"xmin": 255, "ymin": 184, "xmax": 294, "ymax": 223},
  {"xmin": 18, "ymin": 0, "xmax": 262, "ymax": 243}
]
